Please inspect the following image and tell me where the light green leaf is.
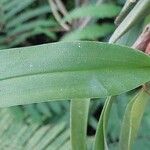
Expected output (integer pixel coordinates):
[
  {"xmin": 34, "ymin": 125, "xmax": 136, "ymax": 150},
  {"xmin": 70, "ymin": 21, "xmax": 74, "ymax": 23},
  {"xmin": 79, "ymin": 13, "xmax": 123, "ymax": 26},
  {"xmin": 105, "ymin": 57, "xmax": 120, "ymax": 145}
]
[
  {"xmin": 61, "ymin": 24, "xmax": 115, "ymax": 41},
  {"xmin": 115, "ymin": 0, "xmax": 138, "ymax": 25},
  {"xmin": 109, "ymin": 0, "xmax": 150, "ymax": 43},
  {"xmin": 71, "ymin": 99, "xmax": 90, "ymax": 150},
  {"xmin": 93, "ymin": 97, "xmax": 114, "ymax": 150},
  {"xmin": 116, "ymin": 22, "xmax": 143, "ymax": 47},
  {"xmin": 1, "ymin": 41, "xmax": 150, "ymax": 107},
  {"xmin": 119, "ymin": 89, "xmax": 150, "ymax": 150},
  {"xmin": 63, "ymin": 4, "xmax": 121, "ymax": 22},
  {"xmin": 5, "ymin": 0, "xmax": 36, "ymax": 21},
  {"xmin": 7, "ymin": 5, "xmax": 51, "ymax": 28}
]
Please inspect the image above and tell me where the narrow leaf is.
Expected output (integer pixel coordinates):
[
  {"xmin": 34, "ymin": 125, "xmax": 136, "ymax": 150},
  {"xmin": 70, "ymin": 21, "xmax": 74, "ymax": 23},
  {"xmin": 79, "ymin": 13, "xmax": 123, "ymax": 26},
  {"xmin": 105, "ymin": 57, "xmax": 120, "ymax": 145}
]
[
  {"xmin": 7, "ymin": 5, "xmax": 51, "ymax": 28},
  {"xmin": 61, "ymin": 24, "xmax": 115, "ymax": 41},
  {"xmin": 119, "ymin": 89, "xmax": 150, "ymax": 150},
  {"xmin": 93, "ymin": 97, "xmax": 114, "ymax": 150},
  {"xmin": 63, "ymin": 4, "xmax": 121, "ymax": 22},
  {"xmin": 71, "ymin": 99, "xmax": 90, "ymax": 150},
  {"xmin": 109, "ymin": 0, "xmax": 150, "ymax": 43},
  {"xmin": 115, "ymin": 0, "xmax": 138, "ymax": 25}
]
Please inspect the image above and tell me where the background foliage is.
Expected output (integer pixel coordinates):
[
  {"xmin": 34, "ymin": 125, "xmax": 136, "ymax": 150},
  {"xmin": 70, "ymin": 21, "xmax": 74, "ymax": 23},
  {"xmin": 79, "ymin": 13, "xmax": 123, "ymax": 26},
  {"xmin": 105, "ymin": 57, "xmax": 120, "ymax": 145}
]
[{"xmin": 0, "ymin": 0, "xmax": 150, "ymax": 150}]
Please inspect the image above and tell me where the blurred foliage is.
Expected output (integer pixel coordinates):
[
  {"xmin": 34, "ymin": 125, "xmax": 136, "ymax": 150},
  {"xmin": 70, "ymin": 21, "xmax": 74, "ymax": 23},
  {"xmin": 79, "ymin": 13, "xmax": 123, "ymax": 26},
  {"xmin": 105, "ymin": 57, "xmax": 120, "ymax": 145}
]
[{"xmin": 0, "ymin": 0, "xmax": 150, "ymax": 150}]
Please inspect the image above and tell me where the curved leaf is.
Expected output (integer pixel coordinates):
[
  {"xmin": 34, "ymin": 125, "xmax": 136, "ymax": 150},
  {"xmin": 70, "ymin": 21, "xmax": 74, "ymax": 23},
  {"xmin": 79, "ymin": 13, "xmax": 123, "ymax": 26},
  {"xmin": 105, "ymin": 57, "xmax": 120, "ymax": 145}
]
[
  {"xmin": 7, "ymin": 5, "xmax": 51, "ymax": 28},
  {"xmin": 109, "ymin": 0, "xmax": 150, "ymax": 43},
  {"xmin": 63, "ymin": 4, "xmax": 121, "ymax": 22},
  {"xmin": 1, "ymin": 42, "xmax": 150, "ymax": 107},
  {"xmin": 93, "ymin": 97, "xmax": 113, "ymax": 150},
  {"xmin": 119, "ymin": 89, "xmax": 150, "ymax": 150},
  {"xmin": 61, "ymin": 24, "xmax": 115, "ymax": 41},
  {"xmin": 115, "ymin": 0, "xmax": 138, "ymax": 25},
  {"xmin": 5, "ymin": 0, "xmax": 36, "ymax": 21},
  {"xmin": 0, "ymin": 108, "xmax": 69, "ymax": 150}
]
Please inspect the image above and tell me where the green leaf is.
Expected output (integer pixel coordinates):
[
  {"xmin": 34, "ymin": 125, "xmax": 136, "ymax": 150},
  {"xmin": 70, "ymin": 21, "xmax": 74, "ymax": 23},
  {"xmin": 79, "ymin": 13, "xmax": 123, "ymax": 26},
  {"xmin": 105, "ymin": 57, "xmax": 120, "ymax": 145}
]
[
  {"xmin": 1, "ymin": 28, "xmax": 56, "ymax": 49},
  {"xmin": 93, "ymin": 97, "xmax": 114, "ymax": 150},
  {"xmin": 119, "ymin": 89, "xmax": 150, "ymax": 150},
  {"xmin": 61, "ymin": 24, "xmax": 115, "ymax": 41},
  {"xmin": 0, "ymin": 108, "xmax": 69, "ymax": 149},
  {"xmin": 115, "ymin": 0, "xmax": 138, "ymax": 25},
  {"xmin": 71, "ymin": 99, "xmax": 90, "ymax": 150},
  {"xmin": 144, "ymin": 14, "xmax": 150, "ymax": 26},
  {"xmin": 7, "ymin": 20, "xmax": 57, "ymax": 37},
  {"xmin": 7, "ymin": 5, "xmax": 51, "ymax": 28},
  {"xmin": 116, "ymin": 22, "xmax": 143, "ymax": 47},
  {"xmin": 63, "ymin": 4, "xmax": 121, "ymax": 22},
  {"xmin": 1, "ymin": 41, "xmax": 150, "ymax": 107},
  {"xmin": 5, "ymin": 0, "xmax": 36, "ymax": 21},
  {"xmin": 109, "ymin": 0, "xmax": 150, "ymax": 43}
]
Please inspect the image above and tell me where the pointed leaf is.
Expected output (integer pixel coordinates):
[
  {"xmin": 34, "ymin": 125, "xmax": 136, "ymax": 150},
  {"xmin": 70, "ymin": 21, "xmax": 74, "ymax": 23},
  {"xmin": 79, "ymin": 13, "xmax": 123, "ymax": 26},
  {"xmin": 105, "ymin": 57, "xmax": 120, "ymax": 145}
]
[
  {"xmin": 119, "ymin": 89, "xmax": 150, "ymax": 150},
  {"xmin": 93, "ymin": 97, "xmax": 114, "ymax": 150},
  {"xmin": 61, "ymin": 24, "xmax": 115, "ymax": 41},
  {"xmin": 109, "ymin": 0, "xmax": 150, "ymax": 43},
  {"xmin": 0, "ymin": 42, "xmax": 150, "ymax": 107},
  {"xmin": 63, "ymin": 4, "xmax": 121, "ymax": 22}
]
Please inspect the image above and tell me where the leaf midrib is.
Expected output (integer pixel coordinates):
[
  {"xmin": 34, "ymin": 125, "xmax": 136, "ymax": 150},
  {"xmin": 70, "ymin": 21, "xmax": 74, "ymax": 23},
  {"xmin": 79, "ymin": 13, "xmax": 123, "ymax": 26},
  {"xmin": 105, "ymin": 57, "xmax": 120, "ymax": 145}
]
[{"xmin": 1, "ymin": 65, "xmax": 150, "ymax": 82}]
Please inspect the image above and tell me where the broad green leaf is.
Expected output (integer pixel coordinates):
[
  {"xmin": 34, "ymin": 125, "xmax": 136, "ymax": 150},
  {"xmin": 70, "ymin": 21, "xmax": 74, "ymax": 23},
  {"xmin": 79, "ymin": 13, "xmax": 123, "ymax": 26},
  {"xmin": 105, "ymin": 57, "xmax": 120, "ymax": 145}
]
[
  {"xmin": 109, "ymin": 0, "xmax": 150, "ymax": 43},
  {"xmin": 61, "ymin": 24, "xmax": 115, "ymax": 41},
  {"xmin": 93, "ymin": 97, "xmax": 114, "ymax": 150},
  {"xmin": 63, "ymin": 4, "xmax": 121, "ymax": 22},
  {"xmin": 71, "ymin": 99, "xmax": 90, "ymax": 150},
  {"xmin": 1, "ymin": 42, "xmax": 150, "ymax": 107},
  {"xmin": 119, "ymin": 89, "xmax": 150, "ymax": 150}
]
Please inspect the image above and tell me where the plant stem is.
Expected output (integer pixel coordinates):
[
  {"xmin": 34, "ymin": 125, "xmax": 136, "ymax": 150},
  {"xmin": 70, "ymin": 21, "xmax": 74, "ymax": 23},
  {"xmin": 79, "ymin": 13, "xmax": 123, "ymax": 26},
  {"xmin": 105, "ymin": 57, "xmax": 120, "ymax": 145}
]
[
  {"xmin": 70, "ymin": 99, "xmax": 90, "ymax": 150},
  {"xmin": 55, "ymin": 0, "xmax": 68, "ymax": 17},
  {"xmin": 48, "ymin": 0, "xmax": 70, "ymax": 31}
]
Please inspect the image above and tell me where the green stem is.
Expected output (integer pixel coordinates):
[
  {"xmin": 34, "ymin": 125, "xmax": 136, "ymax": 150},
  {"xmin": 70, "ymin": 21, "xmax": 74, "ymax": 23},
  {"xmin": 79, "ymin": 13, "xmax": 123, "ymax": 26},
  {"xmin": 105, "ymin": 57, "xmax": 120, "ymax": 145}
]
[
  {"xmin": 71, "ymin": 98, "xmax": 90, "ymax": 150},
  {"xmin": 93, "ymin": 97, "xmax": 114, "ymax": 150}
]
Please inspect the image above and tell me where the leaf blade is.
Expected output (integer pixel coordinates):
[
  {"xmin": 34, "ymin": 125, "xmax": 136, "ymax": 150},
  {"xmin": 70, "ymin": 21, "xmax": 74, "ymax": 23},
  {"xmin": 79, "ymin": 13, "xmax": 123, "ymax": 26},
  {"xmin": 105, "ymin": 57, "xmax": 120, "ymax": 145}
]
[
  {"xmin": 63, "ymin": 4, "xmax": 121, "ymax": 22},
  {"xmin": 93, "ymin": 97, "xmax": 114, "ymax": 150},
  {"xmin": 119, "ymin": 89, "xmax": 150, "ymax": 150},
  {"xmin": 109, "ymin": 0, "xmax": 150, "ymax": 43},
  {"xmin": 0, "ymin": 42, "xmax": 150, "ymax": 107}
]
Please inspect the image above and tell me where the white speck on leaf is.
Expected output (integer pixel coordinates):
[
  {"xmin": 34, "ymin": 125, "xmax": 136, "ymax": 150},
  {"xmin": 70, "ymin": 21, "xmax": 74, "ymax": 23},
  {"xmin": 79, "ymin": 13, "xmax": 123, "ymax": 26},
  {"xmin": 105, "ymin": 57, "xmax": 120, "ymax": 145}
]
[
  {"xmin": 29, "ymin": 64, "xmax": 33, "ymax": 68},
  {"xmin": 78, "ymin": 43, "xmax": 81, "ymax": 48}
]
